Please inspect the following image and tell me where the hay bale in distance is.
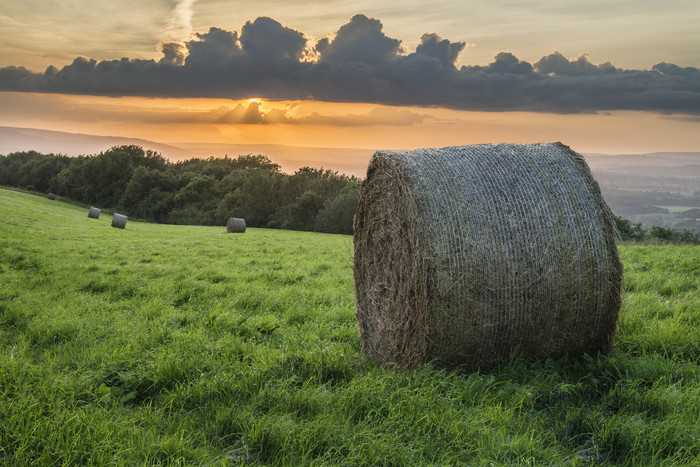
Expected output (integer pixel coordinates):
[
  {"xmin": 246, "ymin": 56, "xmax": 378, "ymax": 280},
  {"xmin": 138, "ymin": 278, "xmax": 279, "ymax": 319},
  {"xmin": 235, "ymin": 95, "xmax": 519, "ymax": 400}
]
[
  {"xmin": 353, "ymin": 143, "xmax": 623, "ymax": 370},
  {"xmin": 47, "ymin": 193, "xmax": 56, "ymax": 200},
  {"xmin": 111, "ymin": 213, "xmax": 127, "ymax": 229},
  {"xmin": 88, "ymin": 207, "xmax": 101, "ymax": 219},
  {"xmin": 227, "ymin": 217, "xmax": 246, "ymax": 233}
]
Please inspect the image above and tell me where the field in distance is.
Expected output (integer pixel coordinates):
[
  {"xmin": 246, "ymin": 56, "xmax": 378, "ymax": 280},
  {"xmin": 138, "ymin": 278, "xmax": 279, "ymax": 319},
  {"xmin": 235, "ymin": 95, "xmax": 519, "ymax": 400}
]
[{"xmin": 1, "ymin": 188, "xmax": 698, "ymax": 465}]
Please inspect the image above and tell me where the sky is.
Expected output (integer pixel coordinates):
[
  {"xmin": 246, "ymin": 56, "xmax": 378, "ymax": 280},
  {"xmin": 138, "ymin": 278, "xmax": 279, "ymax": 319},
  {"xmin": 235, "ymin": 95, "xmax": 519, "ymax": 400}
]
[{"xmin": 1, "ymin": 0, "xmax": 699, "ymax": 174}]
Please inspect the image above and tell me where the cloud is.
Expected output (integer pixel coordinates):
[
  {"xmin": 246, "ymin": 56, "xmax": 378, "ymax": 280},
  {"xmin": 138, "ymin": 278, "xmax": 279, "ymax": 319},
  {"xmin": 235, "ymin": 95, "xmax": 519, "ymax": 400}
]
[
  {"xmin": 0, "ymin": 93, "xmax": 426, "ymax": 127},
  {"xmin": 164, "ymin": 0, "xmax": 197, "ymax": 42},
  {"xmin": 185, "ymin": 27, "xmax": 243, "ymax": 67},
  {"xmin": 316, "ymin": 14, "xmax": 402, "ymax": 65},
  {"xmin": 534, "ymin": 52, "xmax": 616, "ymax": 76},
  {"xmin": 153, "ymin": 102, "xmax": 428, "ymax": 126},
  {"xmin": 156, "ymin": 103, "xmax": 427, "ymax": 126},
  {"xmin": 143, "ymin": 102, "xmax": 294, "ymax": 125},
  {"xmin": 295, "ymin": 107, "xmax": 428, "ymax": 126},
  {"xmin": 1, "ymin": 14, "xmax": 699, "ymax": 115},
  {"xmin": 661, "ymin": 114, "xmax": 700, "ymax": 123},
  {"xmin": 240, "ymin": 17, "xmax": 307, "ymax": 62},
  {"xmin": 159, "ymin": 42, "xmax": 187, "ymax": 66},
  {"xmin": 416, "ymin": 33, "xmax": 466, "ymax": 67}
]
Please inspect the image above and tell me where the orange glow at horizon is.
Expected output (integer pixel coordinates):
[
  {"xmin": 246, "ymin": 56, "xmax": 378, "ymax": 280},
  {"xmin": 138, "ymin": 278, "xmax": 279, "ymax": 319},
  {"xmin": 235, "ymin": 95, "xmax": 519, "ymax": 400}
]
[{"xmin": 1, "ymin": 92, "xmax": 699, "ymax": 159}]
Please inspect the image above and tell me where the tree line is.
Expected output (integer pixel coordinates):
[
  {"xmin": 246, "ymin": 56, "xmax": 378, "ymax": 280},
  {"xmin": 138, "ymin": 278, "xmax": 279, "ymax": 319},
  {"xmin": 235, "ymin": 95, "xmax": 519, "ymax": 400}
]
[
  {"xmin": 1, "ymin": 145, "xmax": 698, "ymax": 243},
  {"xmin": 0, "ymin": 145, "xmax": 359, "ymax": 234},
  {"xmin": 614, "ymin": 216, "xmax": 699, "ymax": 244}
]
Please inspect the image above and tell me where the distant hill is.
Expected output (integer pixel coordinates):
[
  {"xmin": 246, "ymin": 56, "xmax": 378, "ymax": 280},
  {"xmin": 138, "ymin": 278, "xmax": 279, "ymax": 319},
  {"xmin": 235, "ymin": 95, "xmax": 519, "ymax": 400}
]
[
  {"xmin": 0, "ymin": 126, "xmax": 189, "ymax": 159},
  {"xmin": 3, "ymin": 125, "xmax": 699, "ymax": 178},
  {"xmin": 584, "ymin": 152, "xmax": 700, "ymax": 177},
  {"xmin": 585, "ymin": 152, "xmax": 700, "ymax": 234},
  {"xmin": 0, "ymin": 126, "xmax": 373, "ymax": 176}
]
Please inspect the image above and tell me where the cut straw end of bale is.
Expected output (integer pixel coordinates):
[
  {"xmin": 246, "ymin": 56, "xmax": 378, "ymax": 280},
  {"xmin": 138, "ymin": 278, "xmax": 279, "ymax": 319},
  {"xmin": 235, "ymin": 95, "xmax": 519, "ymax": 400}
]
[
  {"xmin": 226, "ymin": 217, "xmax": 246, "ymax": 233},
  {"xmin": 88, "ymin": 207, "xmax": 101, "ymax": 219},
  {"xmin": 111, "ymin": 213, "xmax": 127, "ymax": 229},
  {"xmin": 353, "ymin": 142, "xmax": 623, "ymax": 370}
]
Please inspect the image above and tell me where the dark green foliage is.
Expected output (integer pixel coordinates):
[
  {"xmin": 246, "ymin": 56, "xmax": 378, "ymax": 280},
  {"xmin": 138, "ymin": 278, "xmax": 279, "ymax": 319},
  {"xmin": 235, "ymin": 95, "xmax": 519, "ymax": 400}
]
[
  {"xmin": 123, "ymin": 166, "xmax": 179, "ymax": 222},
  {"xmin": 615, "ymin": 216, "xmax": 699, "ymax": 244},
  {"xmin": 269, "ymin": 191, "xmax": 325, "ymax": 231},
  {"xmin": 220, "ymin": 168, "xmax": 289, "ymax": 227},
  {"xmin": 170, "ymin": 174, "xmax": 221, "ymax": 225},
  {"xmin": 267, "ymin": 167, "xmax": 359, "ymax": 232},
  {"xmin": 0, "ymin": 151, "xmax": 71, "ymax": 192},
  {"xmin": 175, "ymin": 153, "xmax": 281, "ymax": 178},
  {"xmin": 49, "ymin": 145, "xmax": 167, "ymax": 209},
  {"xmin": 647, "ymin": 225, "xmax": 699, "ymax": 243},
  {"xmin": 615, "ymin": 216, "xmax": 647, "ymax": 241},
  {"xmin": 314, "ymin": 184, "xmax": 359, "ymax": 234},
  {"xmin": 288, "ymin": 166, "xmax": 350, "ymax": 198},
  {"xmin": 1, "ymin": 147, "xmax": 360, "ymax": 234},
  {"xmin": 649, "ymin": 225, "xmax": 676, "ymax": 241}
]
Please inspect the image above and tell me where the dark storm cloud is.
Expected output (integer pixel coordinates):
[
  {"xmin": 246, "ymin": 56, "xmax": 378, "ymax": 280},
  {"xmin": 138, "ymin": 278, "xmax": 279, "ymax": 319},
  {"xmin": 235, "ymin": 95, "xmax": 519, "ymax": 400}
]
[
  {"xmin": 1, "ymin": 14, "xmax": 699, "ymax": 115},
  {"xmin": 159, "ymin": 42, "xmax": 187, "ymax": 66},
  {"xmin": 185, "ymin": 27, "xmax": 243, "ymax": 67},
  {"xmin": 315, "ymin": 14, "xmax": 401, "ymax": 65},
  {"xmin": 416, "ymin": 33, "xmax": 466, "ymax": 68},
  {"xmin": 239, "ymin": 16, "xmax": 307, "ymax": 62},
  {"xmin": 534, "ymin": 52, "xmax": 616, "ymax": 76}
]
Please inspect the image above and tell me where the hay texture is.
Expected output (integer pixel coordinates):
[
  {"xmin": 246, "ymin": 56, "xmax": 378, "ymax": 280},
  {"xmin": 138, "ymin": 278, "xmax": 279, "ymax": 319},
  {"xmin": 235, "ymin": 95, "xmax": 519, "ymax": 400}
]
[
  {"xmin": 111, "ymin": 213, "xmax": 127, "ymax": 229},
  {"xmin": 227, "ymin": 217, "xmax": 246, "ymax": 233},
  {"xmin": 353, "ymin": 143, "xmax": 622, "ymax": 370},
  {"xmin": 88, "ymin": 207, "xmax": 101, "ymax": 219},
  {"xmin": 47, "ymin": 193, "xmax": 56, "ymax": 200}
]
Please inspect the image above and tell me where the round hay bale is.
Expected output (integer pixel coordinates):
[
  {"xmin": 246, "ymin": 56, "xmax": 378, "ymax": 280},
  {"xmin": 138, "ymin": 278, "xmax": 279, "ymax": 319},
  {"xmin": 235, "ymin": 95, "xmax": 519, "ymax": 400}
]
[
  {"xmin": 47, "ymin": 193, "xmax": 56, "ymax": 200},
  {"xmin": 88, "ymin": 207, "xmax": 101, "ymax": 219},
  {"xmin": 353, "ymin": 143, "xmax": 623, "ymax": 370},
  {"xmin": 227, "ymin": 217, "xmax": 246, "ymax": 233},
  {"xmin": 111, "ymin": 213, "xmax": 127, "ymax": 229}
]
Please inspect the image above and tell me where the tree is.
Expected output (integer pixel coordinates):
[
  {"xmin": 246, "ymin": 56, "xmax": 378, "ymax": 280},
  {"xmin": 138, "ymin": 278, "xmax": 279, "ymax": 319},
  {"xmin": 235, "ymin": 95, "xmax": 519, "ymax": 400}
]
[
  {"xmin": 0, "ymin": 151, "xmax": 71, "ymax": 192},
  {"xmin": 675, "ymin": 229, "xmax": 700, "ymax": 244},
  {"xmin": 27, "ymin": 154, "xmax": 71, "ymax": 192},
  {"xmin": 232, "ymin": 154, "xmax": 281, "ymax": 171},
  {"xmin": 169, "ymin": 175, "xmax": 221, "ymax": 225},
  {"xmin": 216, "ymin": 169, "xmax": 287, "ymax": 227},
  {"xmin": 314, "ymin": 184, "xmax": 359, "ymax": 234},
  {"xmin": 648, "ymin": 225, "xmax": 676, "ymax": 242},
  {"xmin": 0, "ymin": 146, "xmax": 364, "ymax": 235},
  {"xmin": 614, "ymin": 216, "xmax": 646, "ymax": 241},
  {"xmin": 123, "ymin": 166, "xmax": 178, "ymax": 221},
  {"xmin": 288, "ymin": 166, "xmax": 352, "ymax": 199},
  {"xmin": 269, "ymin": 190, "xmax": 325, "ymax": 231},
  {"xmin": 51, "ymin": 156, "xmax": 92, "ymax": 201}
]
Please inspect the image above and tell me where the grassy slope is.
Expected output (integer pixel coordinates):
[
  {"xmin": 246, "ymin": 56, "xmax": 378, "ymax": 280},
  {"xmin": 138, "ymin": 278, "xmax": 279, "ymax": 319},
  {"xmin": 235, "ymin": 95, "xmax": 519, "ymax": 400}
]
[{"xmin": 1, "ymin": 188, "xmax": 699, "ymax": 465}]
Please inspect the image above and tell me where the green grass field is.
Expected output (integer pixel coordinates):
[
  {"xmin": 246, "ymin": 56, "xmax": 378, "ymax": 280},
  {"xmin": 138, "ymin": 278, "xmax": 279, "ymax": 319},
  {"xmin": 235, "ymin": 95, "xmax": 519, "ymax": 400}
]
[{"xmin": 1, "ymin": 187, "xmax": 699, "ymax": 465}]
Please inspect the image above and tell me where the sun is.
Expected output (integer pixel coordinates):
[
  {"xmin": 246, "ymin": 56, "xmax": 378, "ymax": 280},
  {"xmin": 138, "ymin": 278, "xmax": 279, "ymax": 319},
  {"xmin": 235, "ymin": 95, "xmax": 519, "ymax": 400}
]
[{"xmin": 247, "ymin": 97, "xmax": 263, "ymax": 105}]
